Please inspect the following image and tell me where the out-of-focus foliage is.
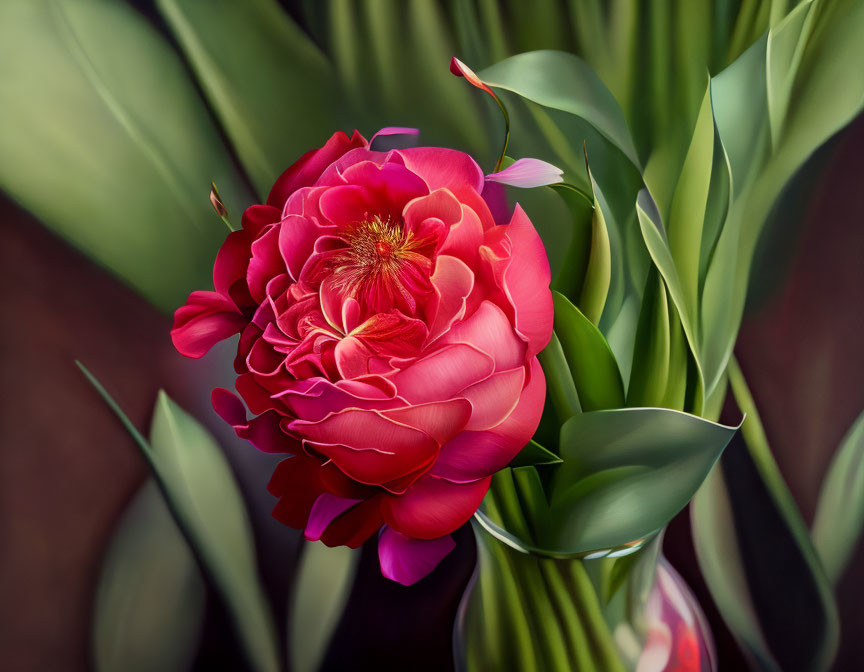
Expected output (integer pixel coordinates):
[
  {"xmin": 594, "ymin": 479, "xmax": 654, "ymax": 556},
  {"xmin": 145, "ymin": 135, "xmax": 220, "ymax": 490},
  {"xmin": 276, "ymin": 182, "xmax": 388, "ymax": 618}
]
[
  {"xmin": 812, "ymin": 409, "xmax": 864, "ymax": 586},
  {"xmin": 289, "ymin": 543, "xmax": 359, "ymax": 672},
  {"xmin": 0, "ymin": 0, "xmax": 253, "ymax": 312},
  {"xmin": 93, "ymin": 480, "xmax": 205, "ymax": 672},
  {"xmin": 79, "ymin": 365, "xmax": 280, "ymax": 672}
]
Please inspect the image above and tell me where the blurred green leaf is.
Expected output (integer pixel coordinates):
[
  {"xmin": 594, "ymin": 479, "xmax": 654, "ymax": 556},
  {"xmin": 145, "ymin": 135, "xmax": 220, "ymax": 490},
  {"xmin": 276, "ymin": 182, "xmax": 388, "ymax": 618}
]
[
  {"xmin": 0, "ymin": 0, "xmax": 252, "ymax": 312},
  {"xmin": 544, "ymin": 407, "xmax": 738, "ymax": 553},
  {"xmin": 478, "ymin": 50, "xmax": 640, "ymax": 167},
  {"xmin": 693, "ymin": 359, "xmax": 839, "ymax": 672},
  {"xmin": 94, "ymin": 480, "xmax": 205, "ymax": 672},
  {"xmin": 510, "ymin": 440, "xmax": 564, "ymax": 469},
  {"xmin": 812, "ymin": 408, "xmax": 864, "ymax": 586},
  {"xmin": 289, "ymin": 542, "xmax": 359, "ymax": 672},
  {"xmin": 156, "ymin": 0, "xmax": 339, "ymax": 198},
  {"xmin": 626, "ymin": 267, "xmax": 670, "ymax": 408},
  {"xmin": 692, "ymin": 467, "xmax": 782, "ymax": 672},
  {"xmin": 78, "ymin": 364, "xmax": 280, "ymax": 672},
  {"xmin": 552, "ymin": 291, "xmax": 625, "ymax": 412}
]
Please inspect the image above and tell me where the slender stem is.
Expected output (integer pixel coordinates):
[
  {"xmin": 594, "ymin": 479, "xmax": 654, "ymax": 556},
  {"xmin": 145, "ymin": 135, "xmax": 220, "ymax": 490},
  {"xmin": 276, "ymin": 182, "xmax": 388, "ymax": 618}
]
[
  {"xmin": 569, "ymin": 561, "xmax": 628, "ymax": 672},
  {"xmin": 540, "ymin": 559, "xmax": 598, "ymax": 671},
  {"xmin": 493, "ymin": 95, "xmax": 511, "ymax": 173}
]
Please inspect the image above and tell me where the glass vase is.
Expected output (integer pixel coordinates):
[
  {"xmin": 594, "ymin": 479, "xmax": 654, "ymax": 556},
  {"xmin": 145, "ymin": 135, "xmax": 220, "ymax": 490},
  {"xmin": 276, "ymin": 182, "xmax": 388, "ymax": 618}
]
[{"xmin": 454, "ymin": 519, "xmax": 715, "ymax": 672}]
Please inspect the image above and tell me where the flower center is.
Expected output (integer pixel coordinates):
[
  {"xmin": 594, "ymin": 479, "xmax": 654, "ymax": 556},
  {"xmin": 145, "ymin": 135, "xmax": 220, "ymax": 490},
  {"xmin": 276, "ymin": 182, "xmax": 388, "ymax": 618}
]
[{"xmin": 328, "ymin": 215, "xmax": 433, "ymax": 314}]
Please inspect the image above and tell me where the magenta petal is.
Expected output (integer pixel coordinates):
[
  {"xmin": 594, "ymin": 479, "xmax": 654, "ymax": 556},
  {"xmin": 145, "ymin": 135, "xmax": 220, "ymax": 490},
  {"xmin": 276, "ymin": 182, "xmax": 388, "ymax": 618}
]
[
  {"xmin": 306, "ymin": 493, "xmax": 362, "ymax": 541},
  {"xmin": 171, "ymin": 291, "xmax": 246, "ymax": 358},
  {"xmin": 370, "ymin": 127, "xmax": 420, "ymax": 145},
  {"xmin": 486, "ymin": 158, "xmax": 564, "ymax": 188},
  {"xmin": 378, "ymin": 527, "xmax": 455, "ymax": 586}
]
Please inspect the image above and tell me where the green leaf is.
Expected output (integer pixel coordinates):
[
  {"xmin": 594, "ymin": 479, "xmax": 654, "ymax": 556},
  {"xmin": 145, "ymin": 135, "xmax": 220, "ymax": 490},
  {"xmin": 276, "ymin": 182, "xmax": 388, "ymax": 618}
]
[
  {"xmin": 0, "ymin": 0, "xmax": 252, "ymax": 312},
  {"xmin": 692, "ymin": 359, "xmax": 839, "ymax": 672},
  {"xmin": 812, "ymin": 408, "xmax": 864, "ymax": 586},
  {"xmin": 667, "ymin": 81, "xmax": 714, "ymax": 317},
  {"xmin": 78, "ymin": 364, "xmax": 280, "ymax": 672},
  {"xmin": 156, "ymin": 0, "xmax": 339, "ymax": 198},
  {"xmin": 636, "ymin": 190, "xmax": 704, "ymax": 413},
  {"xmin": 289, "ymin": 542, "xmax": 359, "ymax": 672},
  {"xmin": 478, "ymin": 50, "xmax": 641, "ymax": 167},
  {"xmin": 579, "ymin": 159, "xmax": 613, "ymax": 325},
  {"xmin": 543, "ymin": 407, "xmax": 738, "ymax": 554},
  {"xmin": 510, "ymin": 440, "xmax": 564, "ymax": 469},
  {"xmin": 549, "ymin": 183, "xmax": 595, "ymax": 301},
  {"xmin": 552, "ymin": 291, "xmax": 625, "ymax": 412},
  {"xmin": 626, "ymin": 267, "xmax": 670, "ymax": 408},
  {"xmin": 93, "ymin": 480, "xmax": 205, "ymax": 672},
  {"xmin": 537, "ymin": 331, "xmax": 582, "ymax": 422}
]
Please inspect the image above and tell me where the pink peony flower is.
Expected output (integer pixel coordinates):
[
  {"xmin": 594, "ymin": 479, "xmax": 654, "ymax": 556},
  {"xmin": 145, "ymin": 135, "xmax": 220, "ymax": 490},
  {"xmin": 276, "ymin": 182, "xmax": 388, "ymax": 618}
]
[{"xmin": 172, "ymin": 130, "xmax": 553, "ymax": 584}]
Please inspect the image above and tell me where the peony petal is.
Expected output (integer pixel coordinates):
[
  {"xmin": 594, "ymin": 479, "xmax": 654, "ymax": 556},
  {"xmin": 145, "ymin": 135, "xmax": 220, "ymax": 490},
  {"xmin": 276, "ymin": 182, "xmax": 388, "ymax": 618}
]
[
  {"xmin": 268, "ymin": 455, "xmax": 325, "ymax": 530},
  {"xmin": 278, "ymin": 214, "xmax": 321, "ymax": 282},
  {"xmin": 432, "ymin": 431, "xmax": 516, "ymax": 483},
  {"xmin": 441, "ymin": 300, "xmax": 526, "ymax": 371},
  {"xmin": 320, "ymin": 497, "xmax": 384, "ymax": 548},
  {"xmin": 382, "ymin": 474, "xmax": 490, "ymax": 539},
  {"xmin": 305, "ymin": 493, "xmax": 362, "ymax": 542},
  {"xmin": 486, "ymin": 158, "xmax": 564, "ymax": 188},
  {"xmin": 378, "ymin": 527, "xmax": 455, "ymax": 586},
  {"xmin": 340, "ymin": 161, "xmax": 430, "ymax": 213},
  {"xmin": 212, "ymin": 388, "xmax": 297, "ymax": 454},
  {"xmin": 497, "ymin": 205, "xmax": 554, "ymax": 357},
  {"xmin": 171, "ymin": 291, "xmax": 246, "ymax": 358},
  {"xmin": 381, "ymin": 399, "xmax": 472, "ymax": 445},
  {"xmin": 241, "ymin": 204, "xmax": 281, "ymax": 235},
  {"xmin": 487, "ymin": 357, "xmax": 546, "ymax": 446},
  {"xmin": 246, "ymin": 224, "xmax": 285, "ymax": 303},
  {"xmin": 389, "ymin": 343, "xmax": 493, "ymax": 404},
  {"xmin": 213, "ymin": 229, "xmax": 251, "ymax": 297},
  {"xmin": 460, "ymin": 366, "xmax": 525, "ymax": 431},
  {"xmin": 426, "ymin": 255, "xmax": 475, "ymax": 343},
  {"xmin": 394, "ymin": 147, "xmax": 485, "ymax": 199},
  {"xmin": 267, "ymin": 130, "xmax": 367, "ymax": 208},
  {"xmin": 438, "ymin": 203, "xmax": 484, "ymax": 267}
]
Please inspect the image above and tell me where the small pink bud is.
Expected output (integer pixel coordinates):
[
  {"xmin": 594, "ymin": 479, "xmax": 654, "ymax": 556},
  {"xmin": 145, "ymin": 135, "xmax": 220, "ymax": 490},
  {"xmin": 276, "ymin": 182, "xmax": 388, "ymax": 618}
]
[{"xmin": 486, "ymin": 158, "xmax": 564, "ymax": 188}]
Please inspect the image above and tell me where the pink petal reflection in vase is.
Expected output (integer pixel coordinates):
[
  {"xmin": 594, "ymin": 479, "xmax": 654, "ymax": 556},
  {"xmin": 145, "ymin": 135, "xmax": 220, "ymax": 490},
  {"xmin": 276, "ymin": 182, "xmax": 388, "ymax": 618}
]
[{"xmin": 637, "ymin": 558, "xmax": 717, "ymax": 672}]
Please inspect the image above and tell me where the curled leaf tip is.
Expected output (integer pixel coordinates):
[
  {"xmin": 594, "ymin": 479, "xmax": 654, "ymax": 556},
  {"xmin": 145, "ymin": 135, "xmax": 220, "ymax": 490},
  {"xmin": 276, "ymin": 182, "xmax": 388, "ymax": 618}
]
[{"xmin": 486, "ymin": 158, "xmax": 564, "ymax": 188}]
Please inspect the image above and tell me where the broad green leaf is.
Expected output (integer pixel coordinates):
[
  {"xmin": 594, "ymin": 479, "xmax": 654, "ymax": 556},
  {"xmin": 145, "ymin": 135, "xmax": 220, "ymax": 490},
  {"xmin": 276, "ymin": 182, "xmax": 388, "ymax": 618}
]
[
  {"xmin": 667, "ymin": 81, "xmax": 714, "ymax": 317},
  {"xmin": 693, "ymin": 359, "xmax": 839, "ymax": 672},
  {"xmin": 552, "ymin": 291, "xmax": 625, "ymax": 412},
  {"xmin": 662, "ymin": 307, "xmax": 689, "ymax": 411},
  {"xmin": 478, "ymin": 50, "xmax": 640, "ymax": 167},
  {"xmin": 812, "ymin": 408, "xmax": 864, "ymax": 586},
  {"xmin": 156, "ymin": 0, "xmax": 339, "ymax": 197},
  {"xmin": 537, "ymin": 331, "xmax": 582, "ymax": 422},
  {"xmin": 0, "ymin": 0, "xmax": 252, "ymax": 312},
  {"xmin": 549, "ymin": 183, "xmax": 594, "ymax": 300},
  {"xmin": 636, "ymin": 190, "xmax": 704, "ymax": 413},
  {"xmin": 289, "ymin": 542, "xmax": 359, "ymax": 672},
  {"xmin": 78, "ymin": 364, "xmax": 280, "ymax": 672},
  {"xmin": 544, "ymin": 407, "xmax": 738, "ymax": 554},
  {"xmin": 580, "ymin": 161, "xmax": 613, "ymax": 325},
  {"xmin": 94, "ymin": 480, "xmax": 205, "ymax": 672},
  {"xmin": 626, "ymin": 267, "xmax": 670, "ymax": 408},
  {"xmin": 710, "ymin": 33, "xmax": 770, "ymax": 191},
  {"xmin": 510, "ymin": 440, "xmax": 564, "ymax": 469},
  {"xmin": 765, "ymin": 0, "xmax": 816, "ymax": 146}
]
